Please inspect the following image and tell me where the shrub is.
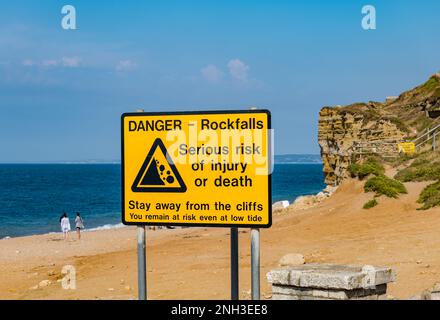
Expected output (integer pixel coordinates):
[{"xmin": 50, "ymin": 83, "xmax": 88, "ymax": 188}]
[
  {"xmin": 364, "ymin": 175, "xmax": 407, "ymax": 198},
  {"xmin": 411, "ymin": 157, "xmax": 431, "ymax": 167},
  {"xmin": 363, "ymin": 199, "xmax": 378, "ymax": 209},
  {"xmin": 348, "ymin": 158, "xmax": 385, "ymax": 180},
  {"xmin": 417, "ymin": 181, "xmax": 440, "ymax": 210},
  {"xmin": 394, "ymin": 161, "xmax": 440, "ymax": 182},
  {"xmin": 419, "ymin": 76, "xmax": 440, "ymax": 94}
]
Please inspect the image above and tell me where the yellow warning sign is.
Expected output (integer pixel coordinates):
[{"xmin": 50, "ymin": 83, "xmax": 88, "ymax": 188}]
[
  {"xmin": 398, "ymin": 142, "xmax": 415, "ymax": 155},
  {"xmin": 121, "ymin": 110, "xmax": 272, "ymax": 228}
]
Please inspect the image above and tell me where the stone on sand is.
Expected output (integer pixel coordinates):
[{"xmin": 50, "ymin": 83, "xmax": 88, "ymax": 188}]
[
  {"xmin": 38, "ymin": 280, "xmax": 51, "ymax": 288},
  {"xmin": 279, "ymin": 253, "xmax": 305, "ymax": 266},
  {"xmin": 272, "ymin": 201, "xmax": 289, "ymax": 211}
]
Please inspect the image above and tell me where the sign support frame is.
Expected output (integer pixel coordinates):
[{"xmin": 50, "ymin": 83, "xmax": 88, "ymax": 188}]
[
  {"xmin": 230, "ymin": 227, "xmax": 239, "ymax": 300},
  {"xmin": 137, "ymin": 225, "xmax": 147, "ymax": 300},
  {"xmin": 135, "ymin": 108, "xmax": 147, "ymax": 301},
  {"xmin": 251, "ymin": 228, "xmax": 260, "ymax": 300},
  {"xmin": 122, "ymin": 109, "xmax": 272, "ymax": 300}
]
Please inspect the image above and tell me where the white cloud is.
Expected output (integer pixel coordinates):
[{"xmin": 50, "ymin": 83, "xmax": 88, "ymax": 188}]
[
  {"xmin": 41, "ymin": 59, "xmax": 59, "ymax": 67},
  {"xmin": 227, "ymin": 59, "xmax": 249, "ymax": 82},
  {"xmin": 201, "ymin": 64, "xmax": 224, "ymax": 83},
  {"xmin": 22, "ymin": 59, "xmax": 35, "ymax": 67},
  {"xmin": 62, "ymin": 56, "xmax": 81, "ymax": 67},
  {"xmin": 116, "ymin": 60, "xmax": 137, "ymax": 72},
  {"xmin": 22, "ymin": 57, "xmax": 81, "ymax": 68}
]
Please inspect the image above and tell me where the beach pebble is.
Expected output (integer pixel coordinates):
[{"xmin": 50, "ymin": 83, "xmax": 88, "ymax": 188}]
[
  {"xmin": 29, "ymin": 285, "xmax": 39, "ymax": 290},
  {"xmin": 15, "ymin": 250, "xmax": 20, "ymax": 254},
  {"xmin": 242, "ymin": 290, "xmax": 251, "ymax": 299},
  {"xmin": 48, "ymin": 270, "xmax": 56, "ymax": 276},
  {"xmin": 278, "ymin": 253, "xmax": 305, "ymax": 266},
  {"xmin": 38, "ymin": 280, "xmax": 51, "ymax": 288}
]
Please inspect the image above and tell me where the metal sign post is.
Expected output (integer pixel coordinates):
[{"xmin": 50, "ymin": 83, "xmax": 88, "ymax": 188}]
[
  {"xmin": 230, "ymin": 227, "xmax": 239, "ymax": 300},
  {"xmin": 251, "ymin": 228, "xmax": 260, "ymax": 300},
  {"xmin": 137, "ymin": 226, "xmax": 147, "ymax": 300},
  {"xmin": 135, "ymin": 108, "xmax": 147, "ymax": 301}
]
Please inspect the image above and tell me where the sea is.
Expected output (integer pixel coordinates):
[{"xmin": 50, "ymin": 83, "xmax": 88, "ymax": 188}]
[{"xmin": 0, "ymin": 155, "xmax": 325, "ymax": 238}]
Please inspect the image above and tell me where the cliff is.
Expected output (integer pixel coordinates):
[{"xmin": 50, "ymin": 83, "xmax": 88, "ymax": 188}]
[{"xmin": 318, "ymin": 73, "xmax": 440, "ymax": 186}]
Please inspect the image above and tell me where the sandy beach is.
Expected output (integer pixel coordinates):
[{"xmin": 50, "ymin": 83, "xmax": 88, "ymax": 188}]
[{"xmin": 1, "ymin": 178, "xmax": 440, "ymax": 300}]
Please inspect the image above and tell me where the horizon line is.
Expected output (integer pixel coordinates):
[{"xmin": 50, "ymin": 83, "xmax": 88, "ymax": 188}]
[{"xmin": 0, "ymin": 154, "xmax": 322, "ymax": 165}]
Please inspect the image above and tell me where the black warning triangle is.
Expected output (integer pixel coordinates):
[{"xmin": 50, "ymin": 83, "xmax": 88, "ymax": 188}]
[{"xmin": 131, "ymin": 138, "xmax": 187, "ymax": 193}]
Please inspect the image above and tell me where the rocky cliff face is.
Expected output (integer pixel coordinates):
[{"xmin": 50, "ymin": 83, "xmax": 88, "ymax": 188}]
[
  {"xmin": 318, "ymin": 105, "xmax": 406, "ymax": 185},
  {"xmin": 318, "ymin": 73, "xmax": 440, "ymax": 186}
]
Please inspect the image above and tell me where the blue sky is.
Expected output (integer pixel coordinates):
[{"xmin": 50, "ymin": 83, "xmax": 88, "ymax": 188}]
[{"xmin": 0, "ymin": 0, "xmax": 439, "ymax": 162}]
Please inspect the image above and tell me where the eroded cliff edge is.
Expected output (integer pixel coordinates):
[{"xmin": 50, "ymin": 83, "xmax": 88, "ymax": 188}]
[{"xmin": 318, "ymin": 73, "xmax": 440, "ymax": 186}]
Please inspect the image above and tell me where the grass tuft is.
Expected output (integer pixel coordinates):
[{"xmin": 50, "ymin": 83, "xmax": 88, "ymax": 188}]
[{"xmin": 363, "ymin": 199, "xmax": 378, "ymax": 209}]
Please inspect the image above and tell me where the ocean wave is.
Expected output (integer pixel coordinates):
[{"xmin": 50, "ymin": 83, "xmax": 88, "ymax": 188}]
[
  {"xmin": 276, "ymin": 161, "xmax": 322, "ymax": 164},
  {"xmin": 84, "ymin": 223, "xmax": 126, "ymax": 232}
]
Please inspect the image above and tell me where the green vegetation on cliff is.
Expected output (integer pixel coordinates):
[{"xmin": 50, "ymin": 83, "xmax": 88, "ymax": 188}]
[
  {"xmin": 394, "ymin": 160, "xmax": 440, "ymax": 182},
  {"xmin": 419, "ymin": 76, "xmax": 440, "ymax": 96},
  {"xmin": 348, "ymin": 157, "xmax": 384, "ymax": 179},
  {"xmin": 349, "ymin": 157, "xmax": 407, "ymax": 203},
  {"xmin": 319, "ymin": 72, "xmax": 440, "ymax": 210},
  {"xmin": 418, "ymin": 181, "xmax": 440, "ymax": 210},
  {"xmin": 364, "ymin": 175, "xmax": 407, "ymax": 198}
]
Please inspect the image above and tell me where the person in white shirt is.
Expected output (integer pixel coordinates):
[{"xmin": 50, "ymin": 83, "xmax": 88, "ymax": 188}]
[
  {"xmin": 60, "ymin": 212, "xmax": 71, "ymax": 240},
  {"xmin": 75, "ymin": 212, "xmax": 84, "ymax": 240}
]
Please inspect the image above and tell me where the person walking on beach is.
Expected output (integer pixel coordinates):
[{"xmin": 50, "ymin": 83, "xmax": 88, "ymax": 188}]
[
  {"xmin": 75, "ymin": 212, "xmax": 84, "ymax": 240},
  {"xmin": 60, "ymin": 212, "xmax": 71, "ymax": 240}
]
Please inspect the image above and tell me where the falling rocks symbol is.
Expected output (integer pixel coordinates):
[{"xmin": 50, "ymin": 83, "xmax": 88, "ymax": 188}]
[{"xmin": 131, "ymin": 138, "xmax": 187, "ymax": 193}]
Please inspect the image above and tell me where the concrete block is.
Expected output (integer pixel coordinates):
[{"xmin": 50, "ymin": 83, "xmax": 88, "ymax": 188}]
[
  {"xmin": 361, "ymin": 265, "xmax": 396, "ymax": 287},
  {"xmin": 267, "ymin": 263, "xmax": 395, "ymax": 290},
  {"xmin": 267, "ymin": 263, "xmax": 395, "ymax": 300},
  {"xmin": 272, "ymin": 284, "xmax": 387, "ymax": 300},
  {"xmin": 272, "ymin": 293, "xmax": 299, "ymax": 300},
  {"xmin": 266, "ymin": 268, "xmax": 290, "ymax": 285},
  {"xmin": 430, "ymin": 292, "xmax": 440, "ymax": 300}
]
